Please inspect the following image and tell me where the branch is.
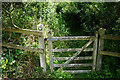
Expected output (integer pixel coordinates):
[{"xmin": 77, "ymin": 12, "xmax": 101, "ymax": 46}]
[{"xmin": 2, "ymin": 9, "xmax": 20, "ymax": 29}]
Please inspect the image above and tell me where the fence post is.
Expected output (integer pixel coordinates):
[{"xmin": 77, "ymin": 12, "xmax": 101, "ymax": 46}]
[
  {"xmin": 37, "ymin": 24, "xmax": 46, "ymax": 72},
  {"xmin": 96, "ymin": 28, "xmax": 106, "ymax": 71},
  {"xmin": 92, "ymin": 31, "xmax": 98, "ymax": 71},
  {"xmin": 48, "ymin": 30, "xmax": 54, "ymax": 72}
]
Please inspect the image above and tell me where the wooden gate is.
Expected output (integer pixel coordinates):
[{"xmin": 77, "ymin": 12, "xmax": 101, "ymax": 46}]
[{"xmin": 47, "ymin": 31, "xmax": 98, "ymax": 73}]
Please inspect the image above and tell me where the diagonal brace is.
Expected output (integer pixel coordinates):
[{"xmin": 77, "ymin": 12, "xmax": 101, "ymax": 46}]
[{"xmin": 57, "ymin": 38, "xmax": 94, "ymax": 71}]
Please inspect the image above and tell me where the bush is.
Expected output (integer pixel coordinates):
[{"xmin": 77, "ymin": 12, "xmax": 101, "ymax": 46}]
[{"xmin": 88, "ymin": 70, "xmax": 113, "ymax": 78}]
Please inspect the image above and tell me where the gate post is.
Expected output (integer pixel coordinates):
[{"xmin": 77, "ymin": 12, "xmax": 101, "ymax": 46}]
[
  {"xmin": 37, "ymin": 24, "xmax": 46, "ymax": 72},
  {"xmin": 48, "ymin": 30, "xmax": 54, "ymax": 72},
  {"xmin": 92, "ymin": 31, "xmax": 98, "ymax": 71},
  {"xmin": 96, "ymin": 28, "xmax": 106, "ymax": 71}
]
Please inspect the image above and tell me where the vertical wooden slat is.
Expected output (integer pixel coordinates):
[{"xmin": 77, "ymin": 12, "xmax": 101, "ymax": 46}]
[
  {"xmin": 37, "ymin": 24, "xmax": 46, "ymax": 72},
  {"xmin": 48, "ymin": 30, "xmax": 54, "ymax": 72},
  {"xmin": 96, "ymin": 28, "xmax": 106, "ymax": 71},
  {"xmin": 92, "ymin": 32, "xmax": 98, "ymax": 71}
]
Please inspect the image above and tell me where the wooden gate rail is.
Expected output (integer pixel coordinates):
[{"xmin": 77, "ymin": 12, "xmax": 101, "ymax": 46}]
[
  {"xmin": 53, "ymin": 56, "xmax": 93, "ymax": 60},
  {"xmin": 47, "ymin": 36, "xmax": 95, "ymax": 41},
  {"xmin": 53, "ymin": 63, "xmax": 92, "ymax": 67},
  {"xmin": 52, "ymin": 48, "xmax": 93, "ymax": 52},
  {"xmin": 64, "ymin": 70, "xmax": 91, "ymax": 74}
]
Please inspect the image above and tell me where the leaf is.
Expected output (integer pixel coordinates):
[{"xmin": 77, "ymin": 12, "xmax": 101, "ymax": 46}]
[{"xmin": 6, "ymin": 59, "xmax": 8, "ymax": 64}]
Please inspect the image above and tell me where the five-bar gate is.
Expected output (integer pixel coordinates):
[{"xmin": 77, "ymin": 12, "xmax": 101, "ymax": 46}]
[{"xmin": 47, "ymin": 30, "xmax": 99, "ymax": 73}]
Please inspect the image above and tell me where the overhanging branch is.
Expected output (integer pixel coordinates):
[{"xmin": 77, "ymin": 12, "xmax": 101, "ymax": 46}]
[{"xmin": 2, "ymin": 8, "xmax": 20, "ymax": 29}]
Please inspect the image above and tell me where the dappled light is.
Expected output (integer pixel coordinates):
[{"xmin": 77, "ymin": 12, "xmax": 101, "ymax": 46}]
[{"xmin": 1, "ymin": 2, "xmax": 120, "ymax": 79}]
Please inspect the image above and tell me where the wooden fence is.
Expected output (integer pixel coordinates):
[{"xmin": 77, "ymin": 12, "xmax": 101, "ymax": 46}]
[
  {"xmin": 96, "ymin": 28, "xmax": 120, "ymax": 71},
  {"xmin": 2, "ymin": 27, "xmax": 120, "ymax": 74},
  {"xmin": 2, "ymin": 25, "xmax": 46, "ymax": 72}
]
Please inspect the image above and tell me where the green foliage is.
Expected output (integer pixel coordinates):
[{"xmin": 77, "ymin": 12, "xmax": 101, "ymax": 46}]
[
  {"xmin": 116, "ymin": 68, "xmax": 120, "ymax": 78},
  {"xmin": 2, "ymin": 2, "xmax": 120, "ymax": 79},
  {"xmin": 88, "ymin": 70, "xmax": 113, "ymax": 78},
  {"xmin": 88, "ymin": 56, "xmax": 120, "ymax": 78},
  {"xmin": 49, "ymin": 70, "xmax": 73, "ymax": 78}
]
